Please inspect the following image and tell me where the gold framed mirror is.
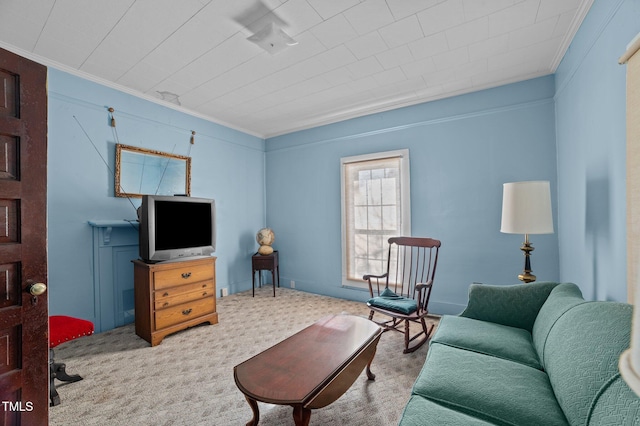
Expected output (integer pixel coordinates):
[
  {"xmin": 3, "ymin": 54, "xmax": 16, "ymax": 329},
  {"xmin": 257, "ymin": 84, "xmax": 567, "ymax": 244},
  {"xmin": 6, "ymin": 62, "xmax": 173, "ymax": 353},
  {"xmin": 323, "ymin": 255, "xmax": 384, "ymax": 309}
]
[{"xmin": 115, "ymin": 144, "xmax": 191, "ymax": 198}]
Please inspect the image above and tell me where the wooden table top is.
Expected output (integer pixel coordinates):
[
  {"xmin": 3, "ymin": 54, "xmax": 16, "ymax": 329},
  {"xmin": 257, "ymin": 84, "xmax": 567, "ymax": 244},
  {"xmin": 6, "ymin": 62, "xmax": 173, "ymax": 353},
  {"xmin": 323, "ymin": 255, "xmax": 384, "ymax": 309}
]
[{"xmin": 234, "ymin": 314, "xmax": 382, "ymax": 405}]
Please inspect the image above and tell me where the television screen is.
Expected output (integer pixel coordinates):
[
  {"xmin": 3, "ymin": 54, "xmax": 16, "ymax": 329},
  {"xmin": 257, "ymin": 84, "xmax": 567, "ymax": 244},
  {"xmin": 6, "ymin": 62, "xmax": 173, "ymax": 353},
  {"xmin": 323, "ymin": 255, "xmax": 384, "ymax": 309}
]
[
  {"xmin": 139, "ymin": 195, "xmax": 215, "ymax": 262},
  {"xmin": 154, "ymin": 200, "xmax": 212, "ymax": 250}
]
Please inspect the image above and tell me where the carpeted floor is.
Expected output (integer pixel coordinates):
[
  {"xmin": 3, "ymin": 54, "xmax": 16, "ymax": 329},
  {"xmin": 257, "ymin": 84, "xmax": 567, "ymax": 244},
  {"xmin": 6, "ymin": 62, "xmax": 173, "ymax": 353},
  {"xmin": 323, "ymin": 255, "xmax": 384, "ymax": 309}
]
[{"xmin": 50, "ymin": 287, "xmax": 438, "ymax": 426}]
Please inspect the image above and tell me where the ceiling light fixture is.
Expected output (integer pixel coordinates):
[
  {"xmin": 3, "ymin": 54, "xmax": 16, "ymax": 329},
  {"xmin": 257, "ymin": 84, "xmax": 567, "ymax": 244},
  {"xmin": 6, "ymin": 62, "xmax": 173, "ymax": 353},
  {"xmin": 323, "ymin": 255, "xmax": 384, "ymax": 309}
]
[{"xmin": 247, "ymin": 22, "xmax": 298, "ymax": 55}]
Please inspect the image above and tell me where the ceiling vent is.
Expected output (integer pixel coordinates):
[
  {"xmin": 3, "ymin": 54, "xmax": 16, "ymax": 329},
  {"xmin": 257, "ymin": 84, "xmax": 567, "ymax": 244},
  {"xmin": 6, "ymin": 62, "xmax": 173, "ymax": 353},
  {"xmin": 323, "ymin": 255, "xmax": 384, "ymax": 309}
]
[{"xmin": 247, "ymin": 22, "xmax": 298, "ymax": 55}]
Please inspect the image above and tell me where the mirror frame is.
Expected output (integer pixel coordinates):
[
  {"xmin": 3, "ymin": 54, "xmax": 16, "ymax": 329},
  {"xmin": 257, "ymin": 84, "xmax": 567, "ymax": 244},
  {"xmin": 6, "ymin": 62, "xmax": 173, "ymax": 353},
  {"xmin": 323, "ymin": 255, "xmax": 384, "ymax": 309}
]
[{"xmin": 115, "ymin": 144, "xmax": 191, "ymax": 198}]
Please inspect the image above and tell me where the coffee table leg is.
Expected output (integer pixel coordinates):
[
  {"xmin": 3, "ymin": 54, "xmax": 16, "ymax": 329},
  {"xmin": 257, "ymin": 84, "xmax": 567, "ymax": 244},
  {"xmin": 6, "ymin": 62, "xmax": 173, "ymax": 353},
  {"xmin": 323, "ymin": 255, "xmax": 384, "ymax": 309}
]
[
  {"xmin": 366, "ymin": 347, "xmax": 377, "ymax": 380},
  {"xmin": 244, "ymin": 395, "xmax": 260, "ymax": 426},
  {"xmin": 292, "ymin": 405, "xmax": 311, "ymax": 426}
]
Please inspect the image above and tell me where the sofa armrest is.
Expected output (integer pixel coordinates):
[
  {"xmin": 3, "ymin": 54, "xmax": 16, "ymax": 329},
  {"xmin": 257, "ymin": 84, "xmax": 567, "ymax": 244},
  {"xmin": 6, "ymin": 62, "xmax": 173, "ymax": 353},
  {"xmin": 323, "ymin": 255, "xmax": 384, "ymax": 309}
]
[{"xmin": 459, "ymin": 281, "xmax": 560, "ymax": 332}]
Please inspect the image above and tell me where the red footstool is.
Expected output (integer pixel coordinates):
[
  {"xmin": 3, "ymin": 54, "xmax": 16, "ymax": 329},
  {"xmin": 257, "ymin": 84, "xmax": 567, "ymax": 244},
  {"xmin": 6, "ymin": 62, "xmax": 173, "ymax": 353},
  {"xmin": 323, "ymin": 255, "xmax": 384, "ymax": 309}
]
[{"xmin": 49, "ymin": 315, "xmax": 94, "ymax": 406}]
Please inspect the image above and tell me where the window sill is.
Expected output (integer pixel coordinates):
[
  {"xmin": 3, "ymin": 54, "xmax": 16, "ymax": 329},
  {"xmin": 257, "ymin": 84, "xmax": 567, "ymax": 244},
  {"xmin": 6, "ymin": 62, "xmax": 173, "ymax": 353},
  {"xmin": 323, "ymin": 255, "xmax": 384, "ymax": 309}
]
[{"xmin": 342, "ymin": 280, "xmax": 371, "ymax": 292}]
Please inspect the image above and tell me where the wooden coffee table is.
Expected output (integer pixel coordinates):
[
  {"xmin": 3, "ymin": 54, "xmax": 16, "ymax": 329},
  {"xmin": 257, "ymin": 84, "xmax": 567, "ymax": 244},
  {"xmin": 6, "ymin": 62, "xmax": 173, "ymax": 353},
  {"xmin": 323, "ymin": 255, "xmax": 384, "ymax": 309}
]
[{"xmin": 234, "ymin": 314, "xmax": 383, "ymax": 426}]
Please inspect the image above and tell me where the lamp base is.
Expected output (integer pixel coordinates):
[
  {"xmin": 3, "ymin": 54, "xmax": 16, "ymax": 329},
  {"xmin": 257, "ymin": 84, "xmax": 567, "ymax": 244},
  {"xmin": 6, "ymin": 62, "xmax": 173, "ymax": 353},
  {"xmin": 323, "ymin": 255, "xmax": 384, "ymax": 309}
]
[
  {"xmin": 518, "ymin": 236, "xmax": 536, "ymax": 283},
  {"xmin": 518, "ymin": 271, "xmax": 536, "ymax": 283}
]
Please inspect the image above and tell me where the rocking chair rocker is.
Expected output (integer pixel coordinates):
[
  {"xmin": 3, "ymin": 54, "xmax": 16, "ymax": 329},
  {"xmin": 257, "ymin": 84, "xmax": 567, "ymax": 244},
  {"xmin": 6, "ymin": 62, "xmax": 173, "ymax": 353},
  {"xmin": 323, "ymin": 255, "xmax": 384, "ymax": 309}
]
[{"xmin": 363, "ymin": 237, "xmax": 441, "ymax": 354}]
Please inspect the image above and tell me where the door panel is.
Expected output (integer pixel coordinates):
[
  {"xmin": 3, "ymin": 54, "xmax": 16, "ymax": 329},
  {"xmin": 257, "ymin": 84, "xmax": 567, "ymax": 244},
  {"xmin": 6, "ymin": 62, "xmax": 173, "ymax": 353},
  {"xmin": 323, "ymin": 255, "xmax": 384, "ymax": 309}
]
[
  {"xmin": 0, "ymin": 68, "xmax": 18, "ymax": 115},
  {"xmin": 0, "ymin": 47, "xmax": 48, "ymax": 425}
]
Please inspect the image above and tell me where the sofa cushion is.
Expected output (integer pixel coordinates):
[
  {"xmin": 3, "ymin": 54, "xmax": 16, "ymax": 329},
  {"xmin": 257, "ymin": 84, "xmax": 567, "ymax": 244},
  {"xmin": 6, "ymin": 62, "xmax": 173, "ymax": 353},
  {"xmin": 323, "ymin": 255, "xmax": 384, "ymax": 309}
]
[
  {"xmin": 399, "ymin": 395, "xmax": 498, "ymax": 426},
  {"xmin": 412, "ymin": 343, "xmax": 568, "ymax": 426},
  {"xmin": 431, "ymin": 315, "xmax": 542, "ymax": 369},
  {"xmin": 532, "ymin": 282, "xmax": 586, "ymax": 366},
  {"xmin": 542, "ymin": 301, "xmax": 632, "ymax": 426},
  {"xmin": 461, "ymin": 281, "xmax": 560, "ymax": 332},
  {"xmin": 587, "ymin": 375, "xmax": 640, "ymax": 425}
]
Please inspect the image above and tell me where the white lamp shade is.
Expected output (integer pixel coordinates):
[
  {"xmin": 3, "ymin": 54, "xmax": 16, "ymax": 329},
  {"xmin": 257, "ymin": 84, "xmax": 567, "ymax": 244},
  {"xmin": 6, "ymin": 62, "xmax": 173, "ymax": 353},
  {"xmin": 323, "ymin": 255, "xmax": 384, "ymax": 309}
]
[{"xmin": 501, "ymin": 181, "xmax": 554, "ymax": 234}]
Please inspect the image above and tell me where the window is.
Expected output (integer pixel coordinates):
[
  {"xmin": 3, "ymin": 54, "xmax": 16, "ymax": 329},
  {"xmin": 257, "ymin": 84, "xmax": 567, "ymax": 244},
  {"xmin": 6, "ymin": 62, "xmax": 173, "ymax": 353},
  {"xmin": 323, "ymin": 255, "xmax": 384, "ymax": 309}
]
[{"xmin": 341, "ymin": 149, "xmax": 411, "ymax": 287}]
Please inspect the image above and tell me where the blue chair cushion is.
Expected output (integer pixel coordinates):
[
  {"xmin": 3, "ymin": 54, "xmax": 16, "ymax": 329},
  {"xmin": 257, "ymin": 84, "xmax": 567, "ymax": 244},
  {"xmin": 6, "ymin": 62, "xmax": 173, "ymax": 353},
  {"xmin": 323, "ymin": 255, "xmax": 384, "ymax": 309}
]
[{"xmin": 367, "ymin": 287, "xmax": 418, "ymax": 314}]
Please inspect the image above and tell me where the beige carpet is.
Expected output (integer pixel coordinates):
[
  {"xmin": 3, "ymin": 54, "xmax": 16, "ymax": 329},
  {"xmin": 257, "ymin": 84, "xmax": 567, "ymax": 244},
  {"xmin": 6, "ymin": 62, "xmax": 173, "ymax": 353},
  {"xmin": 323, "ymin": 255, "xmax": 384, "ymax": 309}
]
[{"xmin": 50, "ymin": 287, "xmax": 438, "ymax": 426}]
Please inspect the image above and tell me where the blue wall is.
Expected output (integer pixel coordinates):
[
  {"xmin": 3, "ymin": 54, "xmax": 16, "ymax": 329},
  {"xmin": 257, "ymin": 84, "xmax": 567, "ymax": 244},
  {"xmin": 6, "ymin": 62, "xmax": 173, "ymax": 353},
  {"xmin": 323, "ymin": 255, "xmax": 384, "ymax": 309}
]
[
  {"xmin": 47, "ymin": 68, "xmax": 265, "ymax": 323},
  {"xmin": 265, "ymin": 76, "xmax": 559, "ymax": 315},
  {"xmin": 46, "ymin": 0, "xmax": 640, "ymax": 323},
  {"xmin": 555, "ymin": 0, "xmax": 640, "ymax": 302}
]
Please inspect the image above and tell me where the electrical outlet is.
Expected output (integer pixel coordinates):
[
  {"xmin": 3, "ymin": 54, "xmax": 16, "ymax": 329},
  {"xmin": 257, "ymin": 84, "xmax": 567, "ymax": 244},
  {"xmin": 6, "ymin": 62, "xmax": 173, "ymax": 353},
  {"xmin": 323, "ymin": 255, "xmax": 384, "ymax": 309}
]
[
  {"xmin": 221, "ymin": 288, "xmax": 228, "ymax": 297},
  {"xmin": 290, "ymin": 280, "xmax": 295, "ymax": 289}
]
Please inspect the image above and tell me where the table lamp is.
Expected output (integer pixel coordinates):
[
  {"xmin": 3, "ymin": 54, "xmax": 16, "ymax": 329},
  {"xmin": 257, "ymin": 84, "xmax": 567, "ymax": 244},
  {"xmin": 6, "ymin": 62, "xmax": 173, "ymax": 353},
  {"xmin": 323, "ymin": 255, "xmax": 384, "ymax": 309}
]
[{"xmin": 500, "ymin": 181, "xmax": 554, "ymax": 283}]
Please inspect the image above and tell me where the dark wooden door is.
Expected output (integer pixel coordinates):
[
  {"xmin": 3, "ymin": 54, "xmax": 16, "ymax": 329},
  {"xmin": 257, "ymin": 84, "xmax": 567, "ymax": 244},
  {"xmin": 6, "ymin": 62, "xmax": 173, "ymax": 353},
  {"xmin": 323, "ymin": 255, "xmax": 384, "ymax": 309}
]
[{"xmin": 0, "ymin": 47, "xmax": 49, "ymax": 425}]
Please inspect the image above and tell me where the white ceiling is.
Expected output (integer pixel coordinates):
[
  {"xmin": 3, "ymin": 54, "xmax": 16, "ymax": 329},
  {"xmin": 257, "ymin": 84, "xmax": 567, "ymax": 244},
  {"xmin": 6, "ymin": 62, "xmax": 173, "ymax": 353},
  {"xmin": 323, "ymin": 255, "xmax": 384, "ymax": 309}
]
[{"xmin": 0, "ymin": 0, "xmax": 592, "ymax": 138}]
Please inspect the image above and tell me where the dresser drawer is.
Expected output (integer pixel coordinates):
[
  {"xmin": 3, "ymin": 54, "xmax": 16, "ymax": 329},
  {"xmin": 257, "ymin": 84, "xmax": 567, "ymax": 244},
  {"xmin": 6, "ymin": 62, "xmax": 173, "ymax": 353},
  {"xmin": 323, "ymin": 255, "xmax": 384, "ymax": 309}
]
[
  {"xmin": 153, "ymin": 263, "xmax": 214, "ymax": 290},
  {"xmin": 155, "ymin": 280, "xmax": 213, "ymax": 301},
  {"xmin": 154, "ymin": 284, "xmax": 213, "ymax": 310},
  {"xmin": 155, "ymin": 297, "xmax": 214, "ymax": 330}
]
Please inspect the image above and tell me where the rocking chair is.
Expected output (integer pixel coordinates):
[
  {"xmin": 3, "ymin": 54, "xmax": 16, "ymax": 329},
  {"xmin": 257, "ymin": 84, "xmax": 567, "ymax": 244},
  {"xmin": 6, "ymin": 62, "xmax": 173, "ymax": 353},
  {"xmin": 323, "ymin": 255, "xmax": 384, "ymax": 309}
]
[{"xmin": 363, "ymin": 237, "xmax": 441, "ymax": 354}]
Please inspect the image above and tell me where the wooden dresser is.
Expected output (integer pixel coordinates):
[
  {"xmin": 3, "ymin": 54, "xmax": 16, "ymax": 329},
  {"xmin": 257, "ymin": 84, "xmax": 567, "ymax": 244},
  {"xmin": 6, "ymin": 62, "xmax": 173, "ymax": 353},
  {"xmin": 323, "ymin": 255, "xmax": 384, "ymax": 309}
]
[{"xmin": 133, "ymin": 256, "xmax": 218, "ymax": 346}]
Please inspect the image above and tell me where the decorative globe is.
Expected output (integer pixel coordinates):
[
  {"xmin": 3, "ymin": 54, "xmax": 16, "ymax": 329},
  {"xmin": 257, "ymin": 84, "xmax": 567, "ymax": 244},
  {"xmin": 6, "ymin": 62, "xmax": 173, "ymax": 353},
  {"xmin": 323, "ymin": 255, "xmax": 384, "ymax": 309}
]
[
  {"xmin": 256, "ymin": 228, "xmax": 275, "ymax": 246},
  {"xmin": 258, "ymin": 245, "xmax": 274, "ymax": 255}
]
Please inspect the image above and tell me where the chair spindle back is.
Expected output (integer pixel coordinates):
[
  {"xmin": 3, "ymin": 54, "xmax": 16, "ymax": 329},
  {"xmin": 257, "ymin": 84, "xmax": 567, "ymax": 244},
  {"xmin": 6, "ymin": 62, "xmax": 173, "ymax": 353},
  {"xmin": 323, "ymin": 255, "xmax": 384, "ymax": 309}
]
[{"xmin": 386, "ymin": 237, "xmax": 440, "ymax": 310}]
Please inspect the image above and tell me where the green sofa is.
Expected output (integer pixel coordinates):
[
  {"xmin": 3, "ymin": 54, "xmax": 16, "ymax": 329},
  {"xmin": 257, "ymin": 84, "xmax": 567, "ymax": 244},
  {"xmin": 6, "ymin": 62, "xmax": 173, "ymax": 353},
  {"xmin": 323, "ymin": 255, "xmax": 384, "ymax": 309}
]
[{"xmin": 399, "ymin": 282, "xmax": 640, "ymax": 425}]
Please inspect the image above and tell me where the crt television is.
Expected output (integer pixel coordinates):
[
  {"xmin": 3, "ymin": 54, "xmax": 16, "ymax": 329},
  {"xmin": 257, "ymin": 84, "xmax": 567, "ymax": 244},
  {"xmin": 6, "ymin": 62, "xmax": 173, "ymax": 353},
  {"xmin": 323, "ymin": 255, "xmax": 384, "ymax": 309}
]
[{"xmin": 138, "ymin": 195, "xmax": 216, "ymax": 263}]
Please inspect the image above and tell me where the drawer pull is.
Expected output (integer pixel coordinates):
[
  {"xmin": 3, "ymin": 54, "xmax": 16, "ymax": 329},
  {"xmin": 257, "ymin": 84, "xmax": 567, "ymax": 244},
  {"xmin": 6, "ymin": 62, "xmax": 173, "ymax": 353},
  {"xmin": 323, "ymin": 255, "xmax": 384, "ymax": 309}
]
[
  {"xmin": 181, "ymin": 272, "xmax": 192, "ymax": 279},
  {"xmin": 202, "ymin": 292, "xmax": 208, "ymax": 296},
  {"xmin": 182, "ymin": 308, "xmax": 193, "ymax": 315},
  {"xmin": 163, "ymin": 292, "xmax": 169, "ymax": 297},
  {"xmin": 163, "ymin": 302, "xmax": 169, "ymax": 307}
]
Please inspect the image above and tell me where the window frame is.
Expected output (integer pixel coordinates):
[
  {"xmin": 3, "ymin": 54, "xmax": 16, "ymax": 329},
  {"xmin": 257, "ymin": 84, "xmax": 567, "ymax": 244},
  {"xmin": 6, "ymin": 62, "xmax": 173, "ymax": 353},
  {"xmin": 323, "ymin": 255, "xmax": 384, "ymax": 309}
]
[{"xmin": 340, "ymin": 149, "xmax": 411, "ymax": 289}]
